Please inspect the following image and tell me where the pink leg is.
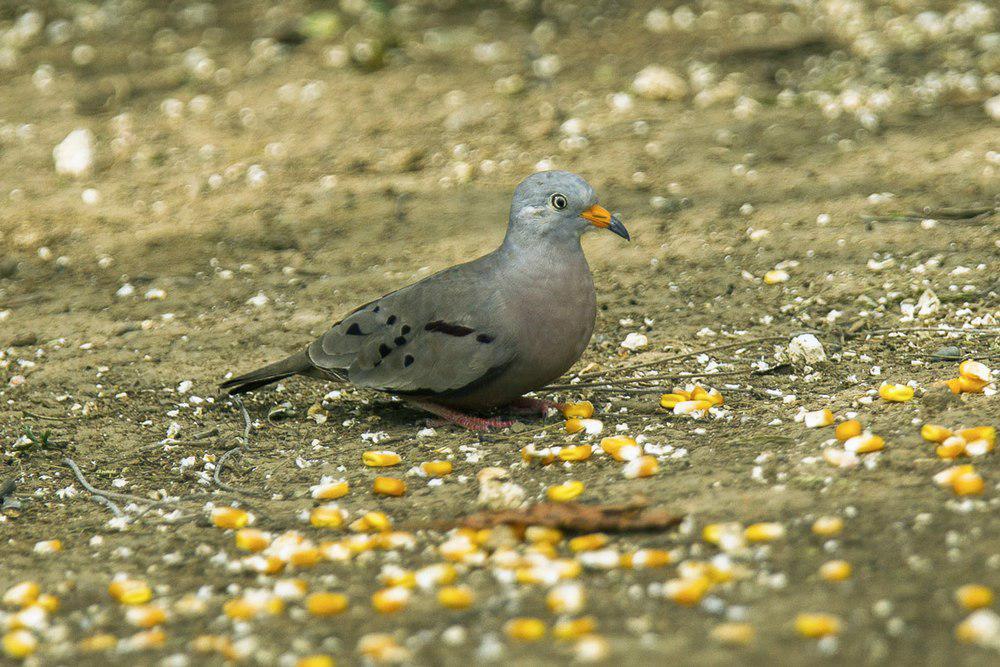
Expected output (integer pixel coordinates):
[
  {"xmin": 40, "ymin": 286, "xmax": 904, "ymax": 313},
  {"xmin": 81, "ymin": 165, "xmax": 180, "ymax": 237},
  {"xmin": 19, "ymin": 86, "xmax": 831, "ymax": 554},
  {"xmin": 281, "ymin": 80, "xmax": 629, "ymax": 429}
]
[
  {"xmin": 408, "ymin": 400, "xmax": 517, "ymax": 432},
  {"xmin": 507, "ymin": 397, "xmax": 567, "ymax": 417}
]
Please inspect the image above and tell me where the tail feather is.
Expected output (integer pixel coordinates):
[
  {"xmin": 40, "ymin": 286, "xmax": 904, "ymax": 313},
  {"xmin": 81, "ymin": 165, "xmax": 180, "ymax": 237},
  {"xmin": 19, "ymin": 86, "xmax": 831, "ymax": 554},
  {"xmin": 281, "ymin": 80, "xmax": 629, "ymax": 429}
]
[{"xmin": 220, "ymin": 349, "xmax": 314, "ymax": 395}]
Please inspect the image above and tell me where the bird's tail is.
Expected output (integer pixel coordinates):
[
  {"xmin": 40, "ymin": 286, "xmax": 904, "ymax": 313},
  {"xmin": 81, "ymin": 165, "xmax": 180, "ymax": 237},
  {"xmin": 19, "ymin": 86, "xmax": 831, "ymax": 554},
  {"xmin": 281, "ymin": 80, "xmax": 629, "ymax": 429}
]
[{"xmin": 220, "ymin": 349, "xmax": 314, "ymax": 395}]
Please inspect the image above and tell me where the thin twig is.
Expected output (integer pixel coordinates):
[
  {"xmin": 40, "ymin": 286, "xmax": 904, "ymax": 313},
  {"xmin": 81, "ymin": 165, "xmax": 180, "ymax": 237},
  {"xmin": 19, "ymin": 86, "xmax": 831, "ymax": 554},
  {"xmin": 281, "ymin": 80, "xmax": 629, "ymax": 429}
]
[
  {"xmin": 213, "ymin": 396, "xmax": 264, "ymax": 498},
  {"xmin": 21, "ymin": 410, "xmax": 74, "ymax": 421},
  {"xmin": 63, "ymin": 458, "xmax": 125, "ymax": 516}
]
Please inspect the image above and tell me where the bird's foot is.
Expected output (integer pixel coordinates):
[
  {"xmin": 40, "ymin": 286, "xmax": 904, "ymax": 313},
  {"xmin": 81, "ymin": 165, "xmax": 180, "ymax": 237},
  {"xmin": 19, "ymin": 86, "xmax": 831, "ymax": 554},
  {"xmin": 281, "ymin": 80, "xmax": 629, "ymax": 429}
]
[
  {"xmin": 409, "ymin": 400, "xmax": 517, "ymax": 432},
  {"xmin": 506, "ymin": 397, "xmax": 567, "ymax": 418}
]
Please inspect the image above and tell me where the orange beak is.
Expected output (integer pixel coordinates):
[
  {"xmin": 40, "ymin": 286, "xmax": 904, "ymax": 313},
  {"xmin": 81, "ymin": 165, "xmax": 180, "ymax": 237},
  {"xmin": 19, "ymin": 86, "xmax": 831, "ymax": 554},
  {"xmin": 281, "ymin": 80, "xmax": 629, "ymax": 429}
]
[{"xmin": 580, "ymin": 204, "xmax": 630, "ymax": 240}]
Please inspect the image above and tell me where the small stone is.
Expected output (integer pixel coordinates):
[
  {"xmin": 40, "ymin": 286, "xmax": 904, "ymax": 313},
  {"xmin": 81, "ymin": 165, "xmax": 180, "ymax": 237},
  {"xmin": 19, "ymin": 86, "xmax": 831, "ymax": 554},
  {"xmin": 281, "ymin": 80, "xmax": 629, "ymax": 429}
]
[
  {"xmin": 632, "ymin": 66, "xmax": 688, "ymax": 101},
  {"xmin": 53, "ymin": 129, "xmax": 95, "ymax": 177},
  {"xmin": 931, "ymin": 346, "xmax": 962, "ymax": 361},
  {"xmin": 787, "ymin": 334, "xmax": 826, "ymax": 365}
]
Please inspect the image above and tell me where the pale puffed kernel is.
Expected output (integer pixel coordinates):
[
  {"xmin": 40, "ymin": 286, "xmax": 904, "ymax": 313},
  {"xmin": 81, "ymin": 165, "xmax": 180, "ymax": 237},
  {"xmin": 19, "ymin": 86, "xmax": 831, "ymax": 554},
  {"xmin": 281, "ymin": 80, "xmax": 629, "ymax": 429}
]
[
  {"xmin": 211, "ymin": 506, "xmax": 251, "ymax": 529},
  {"xmin": 673, "ymin": 400, "xmax": 713, "ymax": 415},
  {"xmin": 2, "ymin": 629, "xmax": 38, "ymax": 659},
  {"xmin": 310, "ymin": 505, "xmax": 346, "ymax": 528},
  {"xmin": 763, "ymin": 269, "xmax": 790, "ymax": 284},
  {"xmin": 363, "ymin": 451, "xmax": 401, "ymax": 467},
  {"xmin": 546, "ymin": 582, "xmax": 585, "ymax": 614},
  {"xmin": 547, "ymin": 480, "xmax": 585, "ymax": 502},
  {"xmin": 125, "ymin": 605, "xmax": 168, "ymax": 628},
  {"xmin": 600, "ymin": 436, "xmax": 640, "ymax": 462},
  {"xmin": 959, "ymin": 360, "xmax": 992, "ymax": 383},
  {"xmin": 965, "ymin": 439, "xmax": 994, "ymax": 457},
  {"xmin": 33, "ymin": 539, "xmax": 62, "ymax": 554},
  {"xmin": 878, "ymin": 384, "xmax": 914, "ymax": 402},
  {"xmin": 937, "ymin": 436, "xmax": 967, "ymax": 460},
  {"xmin": 3, "ymin": 582, "xmax": 40, "ymax": 608},
  {"xmin": 305, "ymin": 592, "xmax": 348, "ymax": 616},
  {"xmin": 795, "ymin": 613, "xmax": 841, "ymax": 637},
  {"xmin": 804, "ymin": 409, "xmax": 834, "ymax": 428},
  {"xmin": 565, "ymin": 418, "xmax": 603, "ymax": 435}
]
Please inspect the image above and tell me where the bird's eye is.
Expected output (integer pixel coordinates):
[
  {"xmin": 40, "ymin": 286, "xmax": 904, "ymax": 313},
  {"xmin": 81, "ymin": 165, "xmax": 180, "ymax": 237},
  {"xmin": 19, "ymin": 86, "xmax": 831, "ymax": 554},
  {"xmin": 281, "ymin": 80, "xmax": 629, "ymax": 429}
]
[{"xmin": 550, "ymin": 193, "xmax": 568, "ymax": 210}]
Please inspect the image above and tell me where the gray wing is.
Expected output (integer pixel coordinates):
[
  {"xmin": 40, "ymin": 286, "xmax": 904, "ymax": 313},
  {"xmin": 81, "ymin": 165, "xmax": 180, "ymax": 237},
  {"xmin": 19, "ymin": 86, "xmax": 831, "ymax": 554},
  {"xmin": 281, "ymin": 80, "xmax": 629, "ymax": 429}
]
[{"xmin": 307, "ymin": 254, "xmax": 516, "ymax": 396}]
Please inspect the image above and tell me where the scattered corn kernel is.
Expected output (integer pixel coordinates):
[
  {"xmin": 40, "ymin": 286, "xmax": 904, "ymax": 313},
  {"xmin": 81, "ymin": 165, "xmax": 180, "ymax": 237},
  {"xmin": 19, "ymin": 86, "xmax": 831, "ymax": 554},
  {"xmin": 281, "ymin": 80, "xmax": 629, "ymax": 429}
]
[
  {"xmin": 710, "ymin": 622, "xmax": 756, "ymax": 646},
  {"xmin": 421, "ymin": 460, "xmax": 453, "ymax": 476},
  {"xmin": 921, "ymin": 424, "xmax": 952, "ymax": 443},
  {"xmin": 844, "ymin": 432, "xmax": 884, "ymax": 454},
  {"xmin": 878, "ymin": 384, "xmax": 914, "ymax": 402},
  {"xmin": 936, "ymin": 435, "xmax": 967, "ymax": 460},
  {"xmin": 125, "ymin": 605, "xmax": 168, "ymax": 628},
  {"xmin": 795, "ymin": 613, "xmax": 841, "ymax": 638},
  {"xmin": 33, "ymin": 539, "xmax": 62, "ymax": 554},
  {"xmin": 109, "ymin": 579, "xmax": 153, "ymax": 605},
  {"xmin": 525, "ymin": 526, "xmax": 563, "ymax": 544},
  {"xmin": 811, "ymin": 516, "xmax": 844, "ymax": 537},
  {"xmin": 947, "ymin": 376, "xmax": 989, "ymax": 394},
  {"xmin": 522, "ymin": 443, "xmax": 556, "ymax": 465},
  {"xmin": 953, "ymin": 470, "xmax": 984, "ymax": 496},
  {"xmin": 823, "ymin": 447, "xmax": 860, "ymax": 468},
  {"xmin": 2, "ymin": 629, "xmax": 38, "ymax": 659},
  {"xmin": 351, "ymin": 511, "xmax": 392, "ymax": 533},
  {"xmin": 306, "ymin": 592, "xmax": 348, "ymax": 616},
  {"xmin": 744, "ymin": 522, "xmax": 785, "ymax": 542},
  {"xmin": 965, "ymin": 438, "xmax": 995, "ymax": 457},
  {"xmin": 310, "ymin": 480, "xmax": 349, "ymax": 500},
  {"xmin": 625, "ymin": 549, "xmax": 673, "ymax": 569},
  {"xmin": 959, "ymin": 360, "xmax": 992, "ymax": 383},
  {"xmin": 373, "ymin": 477, "xmax": 406, "ymax": 496},
  {"xmin": 35, "ymin": 594, "xmax": 59, "ymax": 613},
  {"xmin": 372, "ymin": 587, "xmax": 410, "ymax": 613},
  {"xmin": 547, "ymin": 480, "xmax": 585, "ymax": 502},
  {"xmin": 553, "ymin": 616, "xmax": 596, "ymax": 640},
  {"xmin": 569, "ymin": 533, "xmax": 609, "ymax": 552},
  {"xmin": 235, "ymin": 528, "xmax": 270, "ymax": 552},
  {"xmin": 296, "ymin": 655, "xmax": 336, "ymax": 667},
  {"xmin": 955, "ymin": 585, "xmax": 994, "ymax": 610},
  {"xmin": 211, "ymin": 506, "xmax": 251, "ymax": 529},
  {"xmin": 763, "ymin": 269, "xmax": 790, "ymax": 284},
  {"xmin": 664, "ymin": 576, "xmax": 710, "ymax": 605},
  {"xmin": 565, "ymin": 418, "xmax": 603, "ymax": 435},
  {"xmin": 659, "ymin": 393, "xmax": 686, "ymax": 409},
  {"xmin": 505, "ymin": 617, "xmax": 546, "ymax": 641},
  {"xmin": 562, "ymin": 401, "xmax": 594, "ymax": 419},
  {"xmin": 673, "ymin": 399, "xmax": 713, "ymax": 414},
  {"xmin": 558, "ymin": 444, "xmax": 592, "ymax": 462},
  {"xmin": 623, "ymin": 455, "xmax": 659, "ymax": 479},
  {"xmin": 437, "ymin": 586, "xmax": 474, "ymax": 609},
  {"xmin": 834, "ymin": 419, "xmax": 862, "ymax": 441},
  {"xmin": 934, "ymin": 465, "xmax": 976, "ymax": 488},
  {"xmin": 819, "ymin": 560, "xmax": 852, "ymax": 581},
  {"xmin": 79, "ymin": 633, "xmax": 117, "ymax": 653},
  {"xmin": 804, "ymin": 409, "xmax": 834, "ymax": 428},
  {"xmin": 600, "ymin": 436, "xmax": 640, "ymax": 462},
  {"xmin": 3, "ymin": 582, "xmax": 40, "ymax": 608},
  {"xmin": 546, "ymin": 582, "xmax": 585, "ymax": 614},
  {"xmin": 363, "ymin": 450, "xmax": 401, "ymax": 467},
  {"xmin": 310, "ymin": 505, "xmax": 346, "ymax": 528},
  {"xmin": 223, "ymin": 595, "xmax": 283, "ymax": 620}
]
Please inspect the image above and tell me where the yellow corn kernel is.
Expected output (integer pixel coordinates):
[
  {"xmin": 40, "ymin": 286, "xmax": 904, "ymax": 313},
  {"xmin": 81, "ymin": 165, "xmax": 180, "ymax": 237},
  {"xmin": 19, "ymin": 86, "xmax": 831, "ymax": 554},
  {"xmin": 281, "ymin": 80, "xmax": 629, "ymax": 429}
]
[
  {"xmin": 933, "ymin": 464, "xmax": 975, "ymax": 488},
  {"xmin": 547, "ymin": 480, "xmax": 584, "ymax": 502},
  {"xmin": 945, "ymin": 377, "xmax": 963, "ymax": 394},
  {"xmin": 564, "ymin": 418, "xmax": 603, "ymax": 435},
  {"xmin": 311, "ymin": 480, "xmax": 349, "ymax": 500},
  {"xmin": 525, "ymin": 526, "xmax": 563, "ymax": 544},
  {"xmin": 305, "ymin": 592, "xmax": 348, "ymax": 616},
  {"xmin": 421, "ymin": 460, "xmax": 453, "ymax": 477},
  {"xmin": 562, "ymin": 401, "xmax": 594, "ymax": 419},
  {"xmin": 235, "ymin": 528, "xmax": 270, "ymax": 552},
  {"xmin": 125, "ymin": 605, "xmax": 168, "ymax": 628},
  {"xmin": 953, "ymin": 471, "xmax": 984, "ymax": 496},
  {"xmin": 568, "ymin": 533, "xmax": 609, "ymax": 552},
  {"xmin": 351, "ymin": 511, "xmax": 392, "ymax": 533},
  {"xmin": 35, "ymin": 594, "xmax": 59, "ymax": 613},
  {"xmin": 33, "ymin": 539, "xmax": 62, "ymax": 554},
  {"xmin": 744, "ymin": 522, "xmax": 785, "ymax": 542},
  {"xmin": 659, "ymin": 393, "xmax": 686, "ymax": 409},
  {"xmin": 921, "ymin": 424, "xmax": 953, "ymax": 443},
  {"xmin": 310, "ymin": 505, "xmax": 346, "ymax": 529},
  {"xmin": 437, "ymin": 586, "xmax": 474, "ymax": 609},
  {"xmin": 372, "ymin": 587, "xmax": 410, "ymax": 613},
  {"xmin": 296, "ymin": 656, "xmax": 336, "ymax": 667},
  {"xmin": 819, "ymin": 560, "xmax": 852, "ymax": 582},
  {"xmin": 795, "ymin": 613, "xmax": 841, "ymax": 638},
  {"xmin": 763, "ymin": 269, "xmax": 790, "ymax": 284},
  {"xmin": 957, "ymin": 376, "xmax": 989, "ymax": 393},
  {"xmin": 959, "ymin": 360, "xmax": 992, "ymax": 383},
  {"xmin": 211, "ymin": 506, "xmax": 251, "ymax": 529},
  {"xmin": 664, "ymin": 576, "xmax": 710, "ymax": 606},
  {"xmin": 362, "ymin": 450, "xmax": 401, "ymax": 467},
  {"xmin": 673, "ymin": 399, "xmax": 713, "ymax": 414},
  {"xmin": 811, "ymin": 516, "xmax": 844, "ymax": 537},
  {"xmin": 623, "ymin": 455, "xmax": 659, "ymax": 479},
  {"xmin": 565, "ymin": 418, "xmax": 584, "ymax": 434},
  {"xmin": 691, "ymin": 385, "xmax": 724, "ymax": 406},
  {"xmin": 955, "ymin": 585, "xmax": 994, "ymax": 610},
  {"xmin": 289, "ymin": 546, "xmax": 321, "ymax": 567},
  {"xmin": 600, "ymin": 436, "xmax": 640, "ymax": 462},
  {"xmin": 521, "ymin": 443, "xmax": 556, "ymax": 465},
  {"xmin": 3, "ymin": 582, "xmax": 40, "ymax": 608},
  {"xmin": 702, "ymin": 522, "xmax": 741, "ymax": 546},
  {"xmin": 625, "ymin": 549, "xmax": 673, "ymax": 569},
  {"xmin": 109, "ymin": 579, "xmax": 153, "ymax": 605},
  {"xmin": 710, "ymin": 622, "xmax": 756, "ymax": 646},
  {"xmin": 804, "ymin": 409, "xmax": 834, "ymax": 428},
  {"xmin": 844, "ymin": 432, "xmax": 884, "ymax": 454},
  {"xmin": 558, "ymin": 444, "xmax": 592, "ymax": 462},
  {"xmin": 223, "ymin": 595, "xmax": 283, "ymax": 620},
  {"xmin": 244, "ymin": 554, "xmax": 285, "ymax": 575},
  {"xmin": 2, "ymin": 629, "xmax": 38, "ymax": 659},
  {"xmin": 937, "ymin": 436, "xmax": 967, "ymax": 460},
  {"xmin": 552, "ymin": 616, "xmax": 596, "ymax": 640},
  {"xmin": 357, "ymin": 634, "xmax": 408, "ymax": 662},
  {"xmin": 834, "ymin": 419, "xmax": 862, "ymax": 442},
  {"xmin": 505, "ymin": 618, "xmax": 546, "ymax": 641},
  {"xmin": 125, "ymin": 628, "xmax": 166, "ymax": 649},
  {"xmin": 79, "ymin": 633, "xmax": 118, "ymax": 653},
  {"xmin": 373, "ymin": 477, "xmax": 406, "ymax": 497},
  {"xmin": 879, "ymin": 384, "xmax": 914, "ymax": 402},
  {"xmin": 378, "ymin": 569, "xmax": 415, "ymax": 589},
  {"xmin": 959, "ymin": 427, "xmax": 996, "ymax": 446}
]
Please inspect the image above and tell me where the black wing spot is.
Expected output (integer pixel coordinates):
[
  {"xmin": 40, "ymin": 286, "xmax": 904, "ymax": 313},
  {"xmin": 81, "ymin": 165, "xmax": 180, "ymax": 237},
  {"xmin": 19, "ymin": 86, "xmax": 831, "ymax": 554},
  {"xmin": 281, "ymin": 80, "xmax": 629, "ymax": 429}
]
[
  {"xmin": 476, "ymin": 334, "xmax": 494, "ymax": 344},
  {"xmin": 386, "ymin": 315, "xmax": 397, "ymax": 325},
  {"xmin": 373, "ymin": 305, "xmax": 380, "ymax": 313},
  {"xmin": 394, "ymin": 336, "xmax": 407, "ymax": 346},
  {"xmin": 346, "ymin": 323, "xmax": 364, "ymax": 336},
  {"xmin": 424, "ymin": 320, "xmax": 474, "ymax": 337},
  {"xmin": 378, "ymin": 343, "xmax": 392, "ymax": 358},
  {"xmin": 404, "ymin": 354, "xmax": 414, "ymax": 367},
  {"xmin": 401, "ymin": 325, "xmax": 411, "ymax": 335}
]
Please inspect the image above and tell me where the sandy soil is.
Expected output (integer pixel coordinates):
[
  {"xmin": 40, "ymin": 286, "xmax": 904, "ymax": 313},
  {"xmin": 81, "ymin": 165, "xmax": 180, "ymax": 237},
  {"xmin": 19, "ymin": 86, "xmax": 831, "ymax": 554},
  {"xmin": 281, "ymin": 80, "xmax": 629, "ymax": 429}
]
[{"xmin": 1, "ymin": 1, "xmax": 999, "ymax": 665}]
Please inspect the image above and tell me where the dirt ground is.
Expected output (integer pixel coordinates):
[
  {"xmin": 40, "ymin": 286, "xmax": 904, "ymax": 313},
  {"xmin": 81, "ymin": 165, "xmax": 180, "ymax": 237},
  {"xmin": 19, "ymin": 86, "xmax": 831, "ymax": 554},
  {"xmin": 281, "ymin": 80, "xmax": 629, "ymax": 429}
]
[{"xmin": 1, "ymin": 1, "xmax": 999, "ymax": 665}]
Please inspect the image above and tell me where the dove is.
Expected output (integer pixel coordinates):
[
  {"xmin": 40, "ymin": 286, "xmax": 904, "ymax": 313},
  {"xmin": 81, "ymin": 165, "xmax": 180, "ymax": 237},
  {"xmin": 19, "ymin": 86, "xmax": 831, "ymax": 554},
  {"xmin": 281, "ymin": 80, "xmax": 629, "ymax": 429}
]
[{"xmin": 220, "ymin": 170, "xmax": 629, "ymax": 430}]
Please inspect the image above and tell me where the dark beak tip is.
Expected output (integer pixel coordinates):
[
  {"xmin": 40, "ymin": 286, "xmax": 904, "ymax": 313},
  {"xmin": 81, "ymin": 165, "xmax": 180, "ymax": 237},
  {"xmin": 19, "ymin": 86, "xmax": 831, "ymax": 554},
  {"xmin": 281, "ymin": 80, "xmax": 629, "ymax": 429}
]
[{"xmin": 608, "ymin": 216, "xmax": 630, "ymax": 241}]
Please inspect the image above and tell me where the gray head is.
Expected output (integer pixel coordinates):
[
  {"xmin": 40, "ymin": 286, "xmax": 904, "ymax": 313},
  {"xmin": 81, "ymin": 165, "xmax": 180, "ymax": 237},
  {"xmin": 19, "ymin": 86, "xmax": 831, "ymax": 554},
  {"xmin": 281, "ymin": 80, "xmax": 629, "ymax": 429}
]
[{"xmin": 503, "ymin": 171, "xmax": 628, "ymax": 249}]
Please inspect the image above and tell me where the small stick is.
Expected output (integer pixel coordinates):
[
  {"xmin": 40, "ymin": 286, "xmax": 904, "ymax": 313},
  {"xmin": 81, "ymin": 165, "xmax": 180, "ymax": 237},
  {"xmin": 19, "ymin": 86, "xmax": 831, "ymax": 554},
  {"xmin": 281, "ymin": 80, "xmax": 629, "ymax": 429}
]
[
  {"xmin": 21, "ymin": 410, "xmax": 74, "ymax": 421},
  {"xmin": 212, "ymin": 396, "xmax": 263, "ymax": 498},
  {"xmin": 63, "ymin": 458, "xmax": 125, "ymax": 516}
]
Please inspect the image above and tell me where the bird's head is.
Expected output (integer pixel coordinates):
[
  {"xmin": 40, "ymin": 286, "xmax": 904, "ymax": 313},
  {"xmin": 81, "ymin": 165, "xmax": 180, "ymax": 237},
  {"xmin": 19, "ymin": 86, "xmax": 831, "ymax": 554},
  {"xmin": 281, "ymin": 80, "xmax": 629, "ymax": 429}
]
[{"xmin": 505, "ymin": 170, "xmax": 629, "ymax": 247}]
